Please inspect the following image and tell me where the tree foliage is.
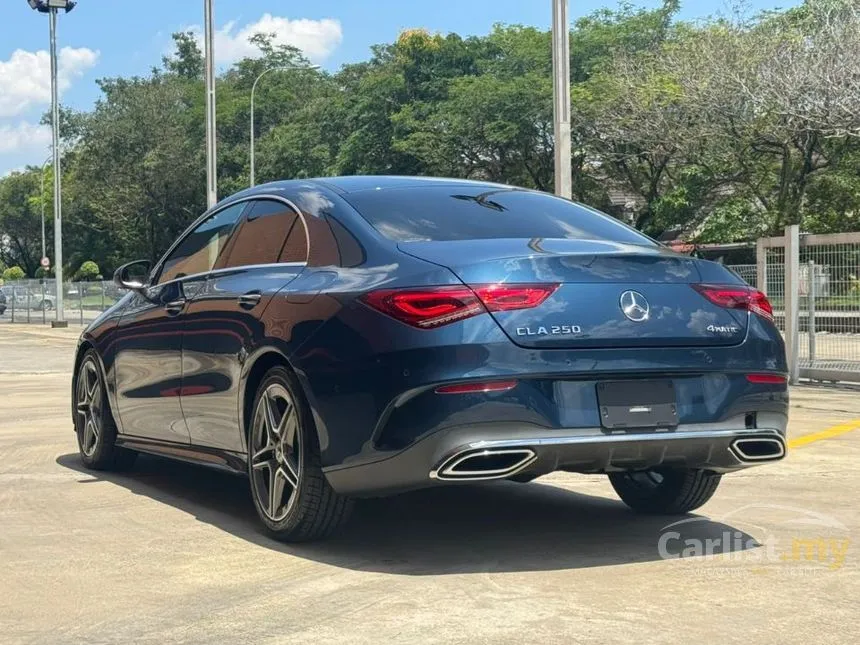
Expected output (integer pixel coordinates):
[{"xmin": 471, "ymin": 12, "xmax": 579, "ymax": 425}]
[{"xmin": 1, "ymin": 0, "xmax": 859, "ymax": 277}]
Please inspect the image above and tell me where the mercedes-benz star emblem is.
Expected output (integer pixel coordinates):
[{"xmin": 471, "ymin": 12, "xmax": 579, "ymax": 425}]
[{"xmin": 620, "ymin": 290, "xmax": 650, "ymax": 322}]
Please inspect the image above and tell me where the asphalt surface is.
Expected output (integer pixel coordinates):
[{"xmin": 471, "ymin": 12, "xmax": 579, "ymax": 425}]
[{"xmin": 1, "ymin": 326, "xmax": 859, "ymax": 644}]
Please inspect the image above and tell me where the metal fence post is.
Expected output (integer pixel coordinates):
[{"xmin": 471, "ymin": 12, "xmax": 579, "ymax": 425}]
[
  {"xmin": 10, "ymin": 288, "xmax": 15, "ymax": 323},
  {"xmin": 807, "ymin": 260, "xmax": 816, "ymax": 365},
  {"xmin": 41, "ymin": 281, "xmax": 46, "ymax": 324},
  {"xmin": 26, "ymin": 290, "xmax": 31, "ymax": 324},
  {"xmin": 784, "ymin": 225, "xmax": 801, "ymax": 384},
  {"xmin": 79, "ymin": 284, "xmax": 83, "ymax": 326},
  {"xmin": 756, "ymin": 238, "xmax": 767, "ymax": 294}
]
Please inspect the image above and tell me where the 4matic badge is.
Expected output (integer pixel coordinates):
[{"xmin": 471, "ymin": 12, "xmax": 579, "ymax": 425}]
[{"xmin": 707, "ymin": 324, "xmax": 740, "ymax": 334}]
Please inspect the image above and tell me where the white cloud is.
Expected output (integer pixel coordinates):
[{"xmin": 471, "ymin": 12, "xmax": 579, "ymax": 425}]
[
  {"xmin": 0, "ymin": 46, "xmax": 99, "ymax": 118},
  {"xmin": 189, "ymin": 14, "xmax": 343, "ymax": 64},
  {"xmin": 0, "ymin": 122, "xmax": 51, "ymax": 156}
]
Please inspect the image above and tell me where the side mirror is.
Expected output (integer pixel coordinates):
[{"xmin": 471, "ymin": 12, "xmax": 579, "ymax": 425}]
[{"xmin": 113, "ymin": 260, "xmax": 152, "ymax": 292}]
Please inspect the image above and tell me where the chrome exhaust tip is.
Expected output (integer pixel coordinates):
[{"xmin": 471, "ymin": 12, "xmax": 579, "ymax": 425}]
[
  {"xmin": 430, "ymin": 448, "xmax": 537, "ymax": 481},
  {"xmin": 730, "ymin": 436, "xmax": 786, "ymax": 462}
]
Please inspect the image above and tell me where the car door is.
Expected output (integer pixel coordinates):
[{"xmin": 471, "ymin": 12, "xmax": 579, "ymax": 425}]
[
  {"xmin": 181, "ymin": 198, "xmax": 309, "ymax": 452},
  {"xmin": 112, "ymin": 201, "xmax": 247, "ymax": 443}
]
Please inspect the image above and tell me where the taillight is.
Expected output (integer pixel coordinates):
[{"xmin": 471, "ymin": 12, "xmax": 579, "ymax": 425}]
[
  {"xmin": 692, "ymin": 284, "xmax": 774, "ymax": 321},
  {"xmin": 361, "ymin": 287, "xmax": 483, "ymax": 328},
  {"xmin": 361, "ymin": 284, "xmax": 558, "ymax": 329},
  {"xmin": 472, "ymin": 284, "xmax": 559, "ymax": 312}
]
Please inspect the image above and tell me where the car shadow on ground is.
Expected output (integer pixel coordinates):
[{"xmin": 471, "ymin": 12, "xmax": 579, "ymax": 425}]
[{"xmin": 56, "ymin": 452, "xmax": 758, "ymax": 575}]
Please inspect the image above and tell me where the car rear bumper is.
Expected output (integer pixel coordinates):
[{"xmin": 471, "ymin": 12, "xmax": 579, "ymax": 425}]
[{"xmin": 323, "ymin": 419, "xmax": 788, "ymax": 497}]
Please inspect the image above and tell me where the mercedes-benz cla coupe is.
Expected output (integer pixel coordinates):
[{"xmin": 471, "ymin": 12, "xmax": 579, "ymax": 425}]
[{"xmin": 73, "ymin": 176, "xmax": 788, "ymax": 541}]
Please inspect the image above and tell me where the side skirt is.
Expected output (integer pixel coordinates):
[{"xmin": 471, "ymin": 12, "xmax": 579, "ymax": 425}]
[{"xmin": 115, "ymin": 435, "xmax": 247, "ymax": 475}]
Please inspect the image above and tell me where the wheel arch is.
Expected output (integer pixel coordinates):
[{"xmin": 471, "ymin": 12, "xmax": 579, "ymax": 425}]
[
  {"xmin": 240, "ymin": 349, "xmax": 315, "ymax": 447},
  {"xmin": 72, "ymin": 339, "xmax": 120, "ymax": 430}
]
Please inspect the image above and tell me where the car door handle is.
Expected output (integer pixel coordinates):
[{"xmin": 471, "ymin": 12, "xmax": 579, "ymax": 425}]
[
  {"xmin": 164, "ymin": 300, "xmax": 186, "ymax": 316},
  {"xmin": 238, "ymin": 292, "xmax": 262, "ymax": 310}
]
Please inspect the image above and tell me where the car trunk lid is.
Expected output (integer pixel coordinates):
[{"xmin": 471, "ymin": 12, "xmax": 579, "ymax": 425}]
[{"xmin": 399, "ymin": 238, "xmax": 748, "ymax": 348}]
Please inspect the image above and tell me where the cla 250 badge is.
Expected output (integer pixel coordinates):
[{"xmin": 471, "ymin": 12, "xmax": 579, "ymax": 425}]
[{"xmin": 517, "ymin": 324, "xmax": 582, "ymax": 337}]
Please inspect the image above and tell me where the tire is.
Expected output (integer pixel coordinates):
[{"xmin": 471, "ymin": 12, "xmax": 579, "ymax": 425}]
[
  {"xmin": 74, "ymin": 350, "xmax": 137, "ymax": 471},
  {"xmin": 247, "ymin": 366, "xmax": 353, "ymax": 542},
  {"xmin": 608, "ymin": 467, "xmax": 722, "ymax": 515},
  {"xmin": 41, "ymin": 300, "xmax": 53, "ymax": 312}
]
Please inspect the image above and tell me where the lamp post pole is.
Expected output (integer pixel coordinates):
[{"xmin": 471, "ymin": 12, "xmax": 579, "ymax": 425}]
[
  {"xmin": 552, "ymin": 0, "xmax": 572, "ymax": 199},
  {"xmin": 28, "ymin": 1, "xmax": 76, "ymax": 325},
  {"xmin": 204, "ymin": 0, "xmax": 217, "ymax": 208},
  {"xmin": 250, "ymin": 65, "xmax": 319, "ymax": 187},
  {"xmin": 48, "ymin": 5, "xmax": 65, "ymax": 324}
]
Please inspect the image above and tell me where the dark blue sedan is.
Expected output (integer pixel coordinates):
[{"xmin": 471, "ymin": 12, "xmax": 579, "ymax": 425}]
[{"xmin": 73, "ymin": 176, "xmax": 788, "ymax": 541}]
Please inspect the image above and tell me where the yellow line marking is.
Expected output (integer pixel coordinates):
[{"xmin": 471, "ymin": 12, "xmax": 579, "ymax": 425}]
[{"xmin": 788, "ymin": 420, "xmax": 860, "ymax": 449}]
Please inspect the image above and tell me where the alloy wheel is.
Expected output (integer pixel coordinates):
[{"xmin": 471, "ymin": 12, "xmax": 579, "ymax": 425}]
[
  {"xmin": 250, "ymin": 383, "xmax": 302, "ymax": 522},
  {"xmin": 76, "ymin": 359, "xmax": 103, "ymax": 457}
]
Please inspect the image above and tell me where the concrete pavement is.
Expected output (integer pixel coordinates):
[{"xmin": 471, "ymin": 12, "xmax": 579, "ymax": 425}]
[{"xmin": 0, "ymin": 326, "xmax": 858, "ymax": 644}]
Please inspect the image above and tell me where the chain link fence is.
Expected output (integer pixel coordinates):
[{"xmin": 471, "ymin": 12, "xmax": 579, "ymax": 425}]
[{"xmin": 0, "ymin": 279, "xmax": 124, "ymax": 326}]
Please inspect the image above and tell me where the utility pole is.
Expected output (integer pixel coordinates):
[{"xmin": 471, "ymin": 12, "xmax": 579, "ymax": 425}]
[
  {"xmin": 49, "ymin": 7, "xmax": 66, "ymax": 324},
  {"xmin": 204, "ymin": 0, "xmax": 218, "ymax": 208},
  {"xmin": 552, "ymin": 0, "xmax": 572, "ymax": 199}
]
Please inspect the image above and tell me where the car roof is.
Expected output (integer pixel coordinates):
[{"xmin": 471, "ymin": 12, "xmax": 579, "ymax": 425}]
[
  {"xmin": 308, "ymin": 175, "xmax": 511, "ymax": 195},
  {"xmin": 233, "ymin": 175, "xmax": 513, "ymax": 200}
]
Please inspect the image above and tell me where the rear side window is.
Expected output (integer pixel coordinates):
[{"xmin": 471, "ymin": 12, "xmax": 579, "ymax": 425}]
[
  {"xmin": 345, "ymin": 187, "xmax": 654, "ymax": 245},
  {"xmin": 221, "ymin": 200, "xmax": 301, "ymax": 268},
  {"xmin": 278, "ymin": 214, "xmax": 309, "ymax": 264}
]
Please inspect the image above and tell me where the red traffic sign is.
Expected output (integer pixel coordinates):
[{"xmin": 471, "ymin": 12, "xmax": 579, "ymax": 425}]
[{"xmin": 40, "ymin": 257, "xmax": 50, "ymax": 268}]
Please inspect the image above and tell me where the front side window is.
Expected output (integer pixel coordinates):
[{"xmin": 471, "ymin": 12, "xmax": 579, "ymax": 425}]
[
  {"xmin": 221, "ymin": 200, "xmax": 302, "ymax": 268},
  {"xmin": 158, "ymin": 202, "xmax": 246, "ymax": 283}
]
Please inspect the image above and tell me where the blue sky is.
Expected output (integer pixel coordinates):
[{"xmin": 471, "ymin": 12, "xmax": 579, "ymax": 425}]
[{"xmin": 1, "ymin": 0, "xmax": 796, "ymax": 175}]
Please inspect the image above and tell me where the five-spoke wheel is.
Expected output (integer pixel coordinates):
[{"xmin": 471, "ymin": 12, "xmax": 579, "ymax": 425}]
[
  {"xmin": 247, "ymin": 366, "xmax": 352, "ymax": 541},
  {"xmin": 250, "ymin": 383, "xmax": 302, "ymax": 522},
  {"xmin": 76, "ymin": 359, "xmax": 103, "ymax": 458},
  {"xmin": 74, "ymin": 350, "xmax": 136, "ymax": 470}
]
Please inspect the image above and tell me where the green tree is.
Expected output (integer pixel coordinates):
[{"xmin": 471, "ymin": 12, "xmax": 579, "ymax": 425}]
[
  {"xmin": 0, "ymin": 170, "xmax": 43, "ymax": 275},
  {"xmin": 2, "ymin": 266, "xmax": 26, "ymax": 281},
  {"xmin": 75, "ymin": 261, "xmax": 101, "ymax": 281}
]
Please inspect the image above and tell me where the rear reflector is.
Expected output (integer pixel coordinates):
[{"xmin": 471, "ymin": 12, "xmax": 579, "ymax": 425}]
[
  {"xmin": 362, "ymin": 284, "xmax": 559, "ymax": 329},
  {"xmin": 435, "ymin": 380, "xmax": 518, "ymax": 394},
  {"xmin": 746, "ymin": 374, "xmax": 787, "ymax": 384},
  {"xmin": 692, "ymin": 284, "xmax": 774, "ymax": 321}
]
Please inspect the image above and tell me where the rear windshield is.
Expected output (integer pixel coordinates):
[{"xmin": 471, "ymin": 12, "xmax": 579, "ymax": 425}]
[{"xmin": 345, "ymin": 186, "xmax": 654, "ymax": 245}]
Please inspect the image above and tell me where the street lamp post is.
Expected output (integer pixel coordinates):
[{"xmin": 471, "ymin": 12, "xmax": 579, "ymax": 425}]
[
  {"xmin": 204, "ymin": 0, "xmax": 217, "ymax": 208},
  {"xmin": 552, "ymin": 0, "xmax": 572, "ymax": 199},
  {"xmin": 28, "ymin": 0, "xmax": 76, "ymax": 327},
  {"xmin": 250, "ymin": 65, "xmax": 319, "ymax": 187}
]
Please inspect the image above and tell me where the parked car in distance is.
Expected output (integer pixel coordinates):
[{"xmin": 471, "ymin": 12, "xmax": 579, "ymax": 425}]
[
  {"xmin": 0, "ymin": 286, "xmax": 56, "ymax": 311},
  {"xmin": 0, "ymin": 290, "xmax": 6, "ymax": 316},
  {"xmin": 72, "ymin": 176, "xmax": 788, "ymax": 542}
]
